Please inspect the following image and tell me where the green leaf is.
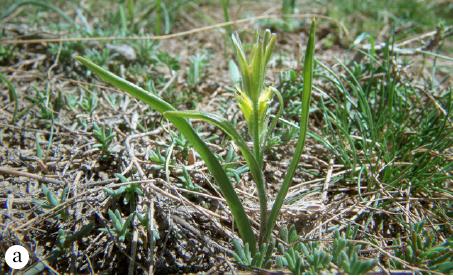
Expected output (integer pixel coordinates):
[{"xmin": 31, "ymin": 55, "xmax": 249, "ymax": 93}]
[
  {"xmin": 59, "ymin": 187, "xmax": 68, "ymax": 202},
  {"xmin": 115, "ymin": 173, "xmax": 129, "ymax": 183},
  {"xmin": 45, "ymin": 188, "xmax": 59, "ymax": 207},
  {"xmin": 229, "ymin": 60, "xmax": 241, "ymax": 85},
  {"xmin": 264, "ymin": 19, "xmax": 316, "ymax": 243},
  {"xmin": 232, "ymin": 239, "xmax": 253, "ymax": 266},
  {"xmin": 279, "ymin": 225, "xmax": 289, "ymax": 243},
  {"xmin": 288, "ymin": 225, "xmax": 298, "ymax": 243},
  {"xmin": 0, "ymin": 72, "xmax": 18, "ymax": 123},
  {"xmin": 276, "ymin": 256, "xmax": 287, "ymax": 267},
  {"xmin": 75, "ymin": 56, "xmax": 256, "ymax": 253},
  {"xmin": 164, "ymin": 110, "xmax": 268, "ymax": 241},
  {"xmin": 68, "ymin": 223, "xmax": 95, "ymax": 244},
  {"xmin": 432, "ymin": 261, "xmax": 453, "ymax": 274},
  {"xmin": 108, "ymin": 209, "xmax": 123, "ymax": 232},
  {"xmin": 35, "ymin": 133, "xmax": 43, "ymax": 158},
  {"xmin": 122, "ymin": 214, "xmax": 133, "ymax": 235}
]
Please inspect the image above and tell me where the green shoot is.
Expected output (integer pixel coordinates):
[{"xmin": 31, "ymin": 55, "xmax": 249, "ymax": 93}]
[
  {"xmin": 0, "ymin": 73, "xmax": 18, "ymax": 123},
  {"xmin": 104, "ymin": 174, "xmax": 144, "ymax": 206},
  {"xmin": 34, "ymin": 185, "xmax": 69, "ymax": 220},
  {"xmin": 187, "ymin": 52, "xmax": 208, "ymax": 88},
  {"xmin": 391, "ymin": 221, "xmax": 453, "ymax": 274},
  {"xmin": 93, "ymin": 123, "xmax": 115, "ymax": 157},
  {"xmin": 80, "ymin": 91, "xmax": 98, "ymax": 114},
  {"xmin": 35, "ymin": 133, "xmax": 43, "ymax": 159},
  {"xmin": 178, "ymin": 167, "xmax": 200, "ymax": 191},
  {"xmin": 100, "ymin": 209, "xmax": 133, "ymax": 242}
]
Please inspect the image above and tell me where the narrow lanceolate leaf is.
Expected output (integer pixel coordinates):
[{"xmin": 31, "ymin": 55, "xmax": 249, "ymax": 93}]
[
  {"xmin": 0, "ymin": 72, "xmax": 18, "ymax": 123},
  {"xmin": 164, "ymin": 110, "xmax": 268, "ymax": 239},
  {"xmin": 75, "ymin": 56, "xmax": 257, "ymax": 253},
  {"xmin": 264, "ymin": 19, "xmax": 316, "ymax": 243}
]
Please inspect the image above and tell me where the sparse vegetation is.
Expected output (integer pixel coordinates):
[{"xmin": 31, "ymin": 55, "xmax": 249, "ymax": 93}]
[{"xmin": 0, "ymin": 0, "xmax": 451, "ymax": 274}]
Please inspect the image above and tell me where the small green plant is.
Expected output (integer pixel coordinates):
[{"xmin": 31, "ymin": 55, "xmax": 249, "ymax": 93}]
[
  {"xmin": 332, "ymin": 227, "xmax": 376, "ymax": 274},
  {"xmin": 178, "ymin": 167, "xmax": 200, "ymax": 191},
  {"xmin": 281, "ymin": 0, "xmax": 298, "ymax": 31},
  {"xmin": 0, "ymin": 44, "xmax": 16, "ymax": 64},
  {"xmin": 100, "ymin": 209, "xmax": 133, "ymax": 242},
  {"xmin": 35, "ymin": 133, "xmax": 43, "ymax": 158},
  {"xmin": 133, "ymin": 38, "xmax": 158, "ymax": 65},
  {"xmin": 135, "ymin": 207, "xmax": 160, "ymax": 244},
  {"xmin": 276, "ymin": 225, "xmax": 375, "ymax": 274},
  {"xmin": 232, "ymin": 239, "xmax": 271, "ymax": 268},
  {"xmin": 187, "ymin": 52, "xmax": 208, "ymax": 88},
  {"xmin": 80, "ymin": 91, "xmax": 98, "ymax": 114},
  {"xmin": 221, "ymin": 145, "xmax": 249, "ymax": 184},
  {"xmin": 104, "ymin": 174, "xmax": 144, "ymax": 206},
  {"xmin": 104, "ymin": 93, "xmax": 119, "ymax": 110},
  {"xmin": 0, "ymin": 72, "xmax": 18, "ymax": 123},
  {"xmin": 76, "ymin": 20, "xmax": 316, "ymax": 265},
  {"xmin": 25, "ymin": 87, "xmax": 55, "ymax": 121},
  {"xmin": 103, "ymin": 174, "xmax": 144, "ymax": 253},
  {"xmin": 157, "ymin": 51, "xmax": 180, "ymax": 72},
  {"xmin": 85, "ymin": 48, "xmax": 111, "ymax": 67},
  {"xmin": 391, "ymin": 221, "xmax": 453, "ymax": 274},
  {"xmin": 92, "ymin": 122, "xmax": 115, "ymax": 157},
  {"xmin": 276, "ymin": 225, "xmax": 331, "ymax": 274},
  {"xmin": 24, "ymin": 223, "xmax": 94, "ymax": 275},
  {"xmin": 34, "ymin": 185, "xmax": 69, "ymax": 220},
  {"xmin": 65, "ymin": 93, "xmax": 78, "ymax": 111},
  {"xmin": 55, "ymin": 224, "xmax": 94, "ymax": 254},
  {"xmin": 148, "ymin": 148, "xmax": 166, "ymax": 170}
]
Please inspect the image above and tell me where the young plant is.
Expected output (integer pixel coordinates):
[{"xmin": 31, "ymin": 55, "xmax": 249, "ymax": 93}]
[
  {"xmin": 276, "ymin": 225, "xmax": 375, "ymax": 274},
  {"xmin": 281, "ymin": 0, "xmax": 298, "ymax": 31},
  {"xmin": 36, "ymin": 133, "xmax": 43, "ymax": 159},
  {"xmin": 100, "ymin": 209, "xmax": 133, "ymax": 242},
  {"xmin": 0, "ymin": 72, "xmax": 18, "ymax": 123},
  {"xmin": 93, "ymin": 122, "xmax": 115, "ymax": 157},
  {"xmin": 232, "ymin": 239, "xmax": 271, "ymax": 268},
  {"xmin": 24, "ymin": 223, "xmax": 94, "ymax": 275},
  {"xmin": 65, "ymin": 93, "xmax": 78, "ymax": 111},
  {"xmin": 178, "ymin": 166, "xmax": 200, "ymax": 192},
  {"xmin": 75, "ymin": 20, "xmax": 316, "ymax": 262},
  {"xmin": 27, "ymin": 87, "xmax": 55, "ymax": 121},
  {"xmin": 331, "ymin": 226, "xmax": 376, "ymax": 274},
  {"xmin": 104, "ymin": 174, "xmax": 144, "ymax": 207},
  {"xmin": 221, "ymin": 145, "xmax": 249, "ymax": 184},
  {"xmin": 187, "ymin": 52, "xmax": 208, "ymax": 88},
  {"xmin": 80, "ymin": 91, "xmax": 98, "ymax": 114},
  {"xmin": 391, "ymin": 221, "xmax": 453, "ymax": 274},
  {"xmin": 148, "ymin": 148, "xmax": 166, "ymax": 170},
  {"xmin": 34, "ymin": 185, "xmax": 69, "ymax": 220}
]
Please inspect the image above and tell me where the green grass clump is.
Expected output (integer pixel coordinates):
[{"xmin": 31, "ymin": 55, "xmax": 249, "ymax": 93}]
[
  {"xmin": 316, "ymin": 45, "xmax": 452, "ymax": 194},
  {"xmin": 323, "ymin": 0, "xmax": 453, "ymax": 39}
]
